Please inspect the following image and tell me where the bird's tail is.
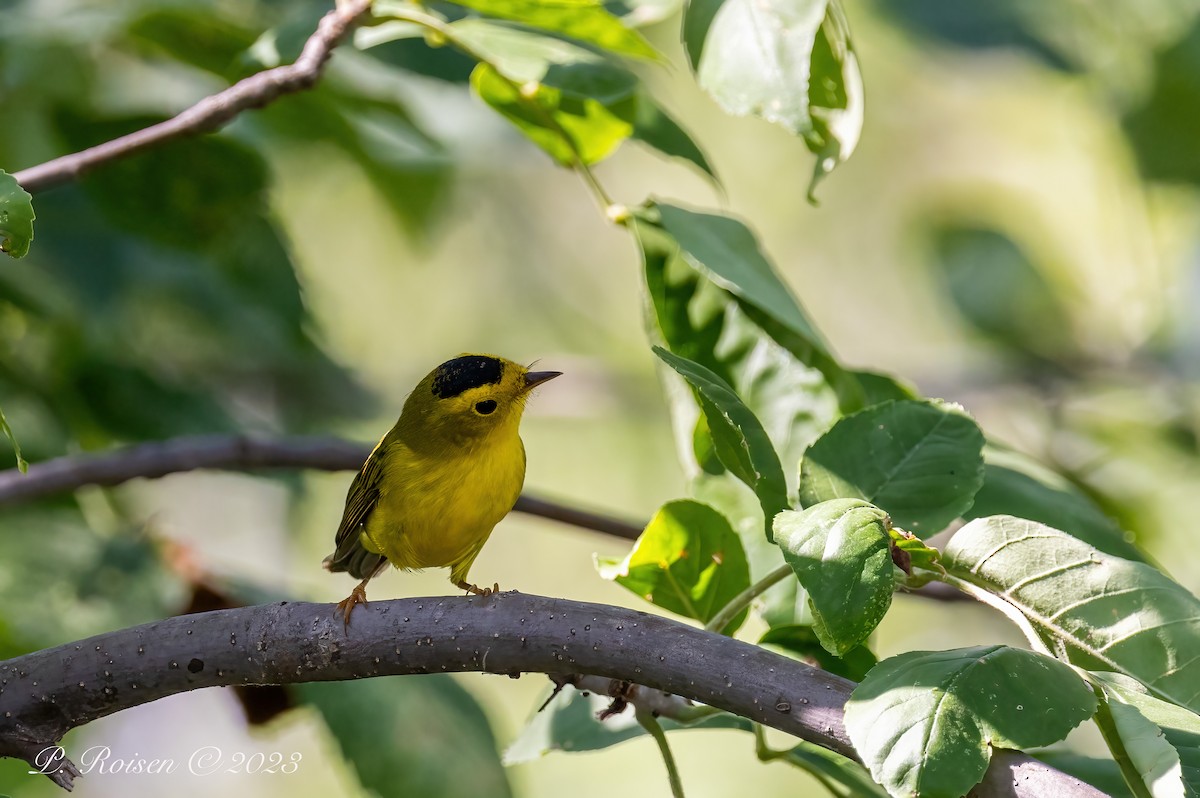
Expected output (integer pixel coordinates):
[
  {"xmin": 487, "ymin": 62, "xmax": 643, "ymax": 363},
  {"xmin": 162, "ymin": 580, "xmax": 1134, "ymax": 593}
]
[{"xmin": 322, "ymin": 545, "xmax": 388, "ymax": 581}]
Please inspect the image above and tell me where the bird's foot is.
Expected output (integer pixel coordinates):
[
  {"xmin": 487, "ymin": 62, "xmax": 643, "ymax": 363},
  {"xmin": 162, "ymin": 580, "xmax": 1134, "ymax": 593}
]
[
  {"xmin": 456, "ymin": 580, "xmax": 501, "ymax": 597},
  {"xmin": 336, "ymin": 583, "xmax": 369, "ymax": 628}
]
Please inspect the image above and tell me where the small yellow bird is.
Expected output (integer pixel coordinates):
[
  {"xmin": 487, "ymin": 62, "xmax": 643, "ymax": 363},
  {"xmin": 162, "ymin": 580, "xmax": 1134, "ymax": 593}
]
[{"xmin": 324, "ymin": 354, "xmax": 560, "ymax": 624}]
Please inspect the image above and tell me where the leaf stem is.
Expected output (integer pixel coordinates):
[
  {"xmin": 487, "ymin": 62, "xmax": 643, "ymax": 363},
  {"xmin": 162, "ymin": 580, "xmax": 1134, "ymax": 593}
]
[
  {"xmin": 704, "ymin": 562, "xmax": 794, "ymax": 634},
  {"xmin": 636, "ymin": 707, "xmax": 687, "ymax": 798},
  {"xmin": 935, "ymin": 572, "xmax": 1056, "ymax": 658}
]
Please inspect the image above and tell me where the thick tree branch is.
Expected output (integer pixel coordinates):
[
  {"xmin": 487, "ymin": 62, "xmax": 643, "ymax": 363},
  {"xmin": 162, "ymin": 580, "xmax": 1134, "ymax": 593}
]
[
  {"xmin": 0, "ymin": 593, "xmax": 1101, "ymax": 797},
  {"xmin": 10, "ymin": 0, "xmax": 373, "ymax": 194},
  {"xmin": 0, "ymin": 434, "xmax": 641, "ymax": 540}
]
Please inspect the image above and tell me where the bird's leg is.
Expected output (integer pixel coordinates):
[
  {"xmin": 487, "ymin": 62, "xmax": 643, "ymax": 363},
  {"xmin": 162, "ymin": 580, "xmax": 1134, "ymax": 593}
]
[
  {"xmin": 336, "ymin": 576, "xmax": 372, "ymax": 627},
  {"xmin": 456, "ymin": 580, "xmax": 501, "ymax": 597}
]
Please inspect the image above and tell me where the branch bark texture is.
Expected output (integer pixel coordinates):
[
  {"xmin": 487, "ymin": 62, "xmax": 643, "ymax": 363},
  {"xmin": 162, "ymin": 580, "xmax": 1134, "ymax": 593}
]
[
  {"xmin": 0, "ymin": 434, "xmax": 641, "ymax": 540},
  {"xmin": 0, "ymin": 593, "xmax": 1103, "ymax": 797},
  {"xmin": 11, "ymin": 0, "xmax": 373, "ymax": 194}
]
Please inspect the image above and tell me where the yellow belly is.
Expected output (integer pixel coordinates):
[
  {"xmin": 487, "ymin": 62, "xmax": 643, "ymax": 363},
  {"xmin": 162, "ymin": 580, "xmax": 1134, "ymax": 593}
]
[{"xmin": 362, "ymin": 436, "xmax": 525, "ymax": 576}]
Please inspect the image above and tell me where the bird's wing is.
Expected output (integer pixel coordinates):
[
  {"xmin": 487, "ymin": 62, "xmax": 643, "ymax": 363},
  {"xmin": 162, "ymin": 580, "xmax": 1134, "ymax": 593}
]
[{"xmin": 323, "ymin": 440, "xmax": 389, "ymax": 579}]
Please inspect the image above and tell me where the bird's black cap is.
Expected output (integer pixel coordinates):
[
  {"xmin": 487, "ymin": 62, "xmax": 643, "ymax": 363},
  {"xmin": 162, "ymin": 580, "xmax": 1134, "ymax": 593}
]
[{"xmin": 431, "ymin": 355, "xmax": 505, "ymax": 399}]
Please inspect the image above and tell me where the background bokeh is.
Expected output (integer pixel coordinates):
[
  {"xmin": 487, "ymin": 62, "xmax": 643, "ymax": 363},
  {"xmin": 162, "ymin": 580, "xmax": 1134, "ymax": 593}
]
[{"xmin": 1, "ymin": 0, "xmax": 1198, "ymax": 795}]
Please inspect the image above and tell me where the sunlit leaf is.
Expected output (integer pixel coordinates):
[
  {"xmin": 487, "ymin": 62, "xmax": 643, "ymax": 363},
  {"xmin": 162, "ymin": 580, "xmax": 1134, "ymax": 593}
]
[
  {"xmin": 683, "ymin": 0, "xmax": 862, "ymax": 199},
  {"xmin": 596, "ymin": 499, "xmax": 750, "ymax": 633},
  {"xmin": 0, "ymin": 171, "xmax": 35, "ymax": 259},
  {"xmin": 845, "ymin": 646, "xmax": 1097, "ymax": 798},
  {"xmin": 774, "ymin": 499, "xmax": 893, "ymax": 654},
  {"xmin": 447, "ymin": 0, "xmax": 660, "ymax": 59},
  {"xmin": 944, "ymin": 516, "xmax": 1200, "ymax": 712},
  {"xmin": 799, "ymin": 400, "xmax": 985, "ymax": 534}
]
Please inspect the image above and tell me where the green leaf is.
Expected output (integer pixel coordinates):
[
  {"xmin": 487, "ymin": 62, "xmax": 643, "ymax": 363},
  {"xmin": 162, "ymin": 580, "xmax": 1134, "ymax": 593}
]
[
  {"xmin": 798, "ymin": 399, "xmax": 986, "ymax": 534},
  {"xmin": 759, "ymin": 624, "xmax": 877, "ymax": 680},
  {"xmin": 1092, "ymin": 672, "xmax": 1200, "ymax": 798},
  {"xmin": 631, "ymin": 91, "xmax": 718, "ymax": 180},
  {"xmin": 845, "ymin": 646, "xmax": 1098, "ymax": 798},
  {"xmin": 655, "ymin": 203, "xmax": 829, "ymax": 356},
  {"xmin": 300, "ymin": 676, "xmax": 512, "ymax": 798},
  {"xmin": 596, "ymin": 499, "xmax": 751, "ymax": 632},
  {"xmin": 0, "ymin": 404, "xmax": 25, "ymax": 473},
  {"xmin": 472, "ymin": 61, "xmax": 636, "ymax": 165},
  {"xmin": 635, "ymin": 206, "xmax": 842, "ymax": 625},
  {"xmin": 505, "ymin": 687, "xmax": 747, "ymax": 763},
  {"xmin": 446, "ymin": 17, "xmax": 600, "ymax": 83},
  {"xmin": 967, "ymin": 443, "xmax": 1146, "ymax": 562},
  {"xmin": 773, "ymin": 499, "xmax": 893, "ymax": 654},
  {"xmin": 446, "ymin": 0, "xmax": 659, "ymax": 59},
  {"xmin": 653, "ymin": 348, "xmax": 790, "ymax": 535},
  {"xmin": 644, "ymin": 202, "xmax": 861, "ymax": 408},
  {"xmin": 888, "ymin": 527, "xmax": 942, "ymax": 578},
  {"xmin": 944, "ymin": 516, "xmax": 1200, "ymax": 713},
  {"xmin": 0, "ymin": 171, "xmax": 35, "ymax": 259},
  {"xmin": 683, "ymin": 0, "xmax": 863, "ymax": 199},
  {"xmin": 769, "ymin": 739, "xmax": 889, "ymax": 797}
]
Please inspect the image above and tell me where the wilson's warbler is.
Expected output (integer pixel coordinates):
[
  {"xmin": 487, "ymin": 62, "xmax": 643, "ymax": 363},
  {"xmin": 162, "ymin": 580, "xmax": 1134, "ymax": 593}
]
[{"xmin": 324, "ymin": 354, "xmax": 560, "ymax": 624}]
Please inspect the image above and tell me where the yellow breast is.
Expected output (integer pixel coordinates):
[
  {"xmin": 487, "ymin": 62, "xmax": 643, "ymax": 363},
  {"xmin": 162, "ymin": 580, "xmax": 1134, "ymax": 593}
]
[{"xmin": 364, "ymin": 434, "xmax": 526, "ymax": 572}]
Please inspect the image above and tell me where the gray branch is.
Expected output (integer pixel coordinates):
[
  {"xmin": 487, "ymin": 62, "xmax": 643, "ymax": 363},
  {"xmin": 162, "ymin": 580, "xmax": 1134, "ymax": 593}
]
[
  {"xmin": 0, "ymin": 434, "xmax": 642, "ymax": 540},
  {"xmin": 0, "ymin": 593, "xmax": 1103, "ymax": 797},
  {"xmin": 11, "ymin": 0, "xmax": 373, "ymax": 194}
]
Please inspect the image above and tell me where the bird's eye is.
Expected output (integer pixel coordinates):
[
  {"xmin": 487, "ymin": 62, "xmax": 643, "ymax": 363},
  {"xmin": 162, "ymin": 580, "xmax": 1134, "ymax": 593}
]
[{"xmin": 475, "ymin": 400, "xmax": 497, "ymax": 415}]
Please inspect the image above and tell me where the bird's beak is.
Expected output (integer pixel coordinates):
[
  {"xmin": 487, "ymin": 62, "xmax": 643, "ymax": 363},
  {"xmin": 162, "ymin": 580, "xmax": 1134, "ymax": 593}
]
[{"xmin": 523, "ymin": 370, "xmax": 562, "ymax": 391}]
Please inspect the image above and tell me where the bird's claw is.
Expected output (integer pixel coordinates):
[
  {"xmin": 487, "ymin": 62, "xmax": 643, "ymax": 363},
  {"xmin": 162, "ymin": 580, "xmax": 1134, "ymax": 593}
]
[
  {"xmin": 336, "ymin": 584, "xmax": 369, "ymax": 628},
  {"xmin": 456, "ymin": 580, "xmax": 501, "ymax": 597}
]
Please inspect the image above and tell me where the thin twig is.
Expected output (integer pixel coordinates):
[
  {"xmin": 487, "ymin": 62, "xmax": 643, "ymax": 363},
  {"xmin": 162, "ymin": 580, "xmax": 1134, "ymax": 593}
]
[
  {"xmin": 10, "ymin": 0, "xmax": 374, "ymax": 194},
  {"xmin": 0, "ymin": 593, "xmax": 1105, "ymax": 798},
  {"xmin": 704, "ymin": 562, "xmax": 793, "ymax": 633},
  {"xmin": 637, "ymin": 707, "xmax": 687, "ymax": 798},
  {"xmin": 0, "ymin": 434, "xmax": 643, "ymax": 540}
]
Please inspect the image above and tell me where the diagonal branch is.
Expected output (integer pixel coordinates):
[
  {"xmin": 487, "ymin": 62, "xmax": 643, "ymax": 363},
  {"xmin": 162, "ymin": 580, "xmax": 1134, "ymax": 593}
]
[
  {"xmin": 0, "ymin": 434, "xmax": 642, "ymax": 540},
  {"xmin": 10, "ymin": 0, "xmax": 374, "ymax": 194},
  {"xmin": 0, "ymin": 593, "xmax": 1102, "ymax": 797}
]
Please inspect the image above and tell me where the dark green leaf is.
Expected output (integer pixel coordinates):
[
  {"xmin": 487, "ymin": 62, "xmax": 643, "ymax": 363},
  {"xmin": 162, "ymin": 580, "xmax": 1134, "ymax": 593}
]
[
  {"xmin": 446, "ymin": 0, "xmax": 660, "ymax": 59},
  {"xmin": 966, "ymin": 443, "xmax": 1146, "ymax": 562},
  {"xmin": 683, "ymin": 0, "xmax": 863, "ymax": 198},
  {"xmin": 759, "ymin": 624, "xmax": 877, "ymax": 680},
  {"xmin": 635, "ymin": 206, "xmax": 840, "ymax": 625},
  {"xmin": 654, "ymin": 347, "xmax": 790, "ymax": 534},
  {"xmin": 632, "ymin": 90, "xmax": 717, "ymax": 180},
  {"xmin": 300, "ymin": 676, "xmax": 512, "ymax": 798},
  {"xmin": 0, "ymin": 170, "xmax": 35, "ymax": 259},
  {"xmin": 944, "ymin": 516, "xmax": 1200, "ymax": 713},
  {"xmin": 798, "ymin": 399, "xmax": 986, "ymax": 534},
  {"xmin": 846, "ymin": 646, "xmax": 1098, "ymax": 798},
  {"xmin": 596, "ymin": 499, "xmax": 750, "ymax": 633},
  {"xmin": 505, "ymin": 687, "xmax": 748, "ymax": 762},
  {"xmin": 774, "ymin": 499, "xmax": 893, "ymax": 654}
]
